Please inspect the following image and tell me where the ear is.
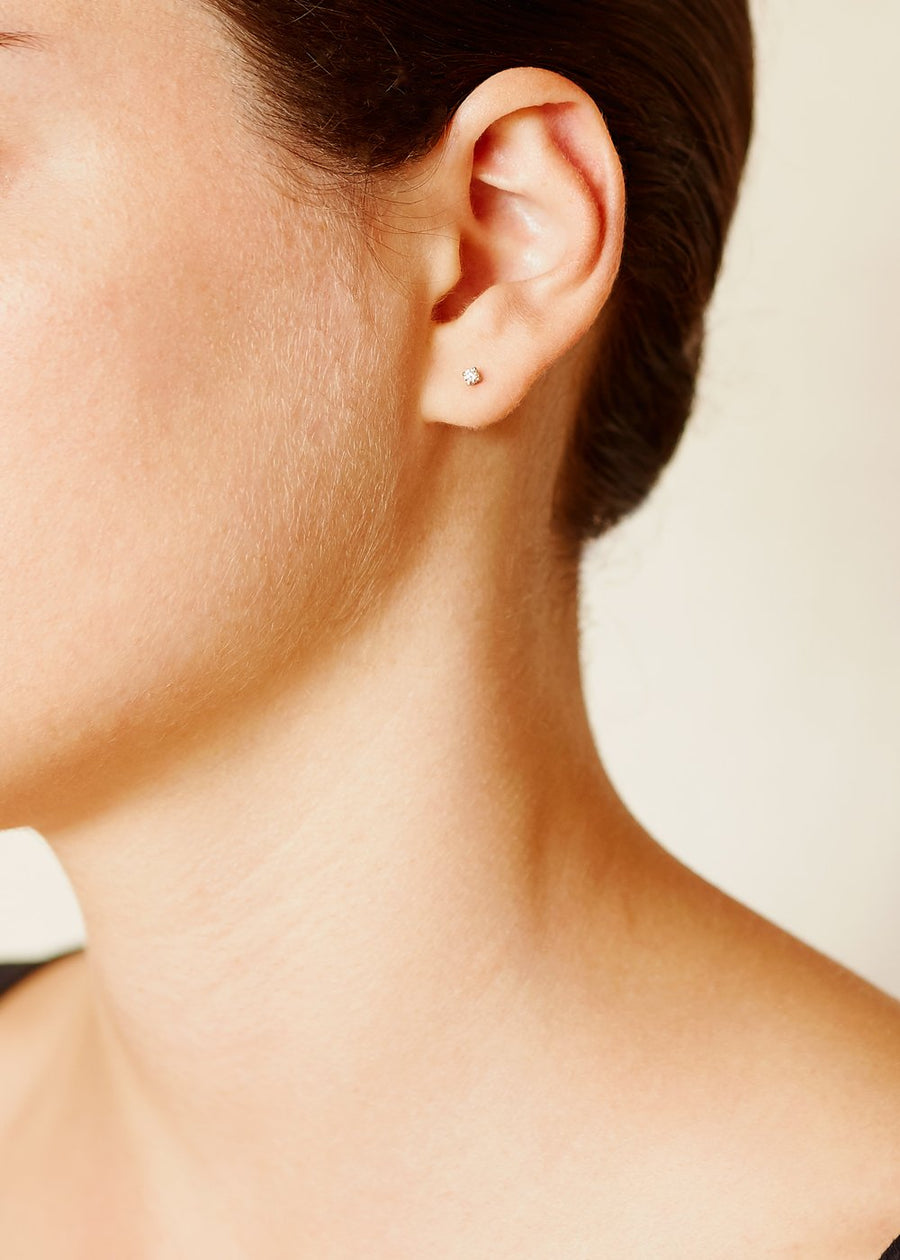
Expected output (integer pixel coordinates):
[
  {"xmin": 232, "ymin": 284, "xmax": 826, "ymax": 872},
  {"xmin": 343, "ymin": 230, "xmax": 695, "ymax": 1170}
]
[{"xmin": 409, "ymin": 66, "xmax": 626, "ymax": 431}]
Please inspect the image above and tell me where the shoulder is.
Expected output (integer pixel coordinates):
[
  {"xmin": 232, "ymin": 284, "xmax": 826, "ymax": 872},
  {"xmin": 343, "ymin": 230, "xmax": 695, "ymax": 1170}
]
[
  {"xmin": 0, "ymin": 949, "xmax": 85, "ymax": 1022},
  {"xmin": 657, "ymin": 853, "xmax": 900, "ymax": 1255},
  {"xmin": 0, "ymin": 950, "xmax": 87, "ymax": 1133}
]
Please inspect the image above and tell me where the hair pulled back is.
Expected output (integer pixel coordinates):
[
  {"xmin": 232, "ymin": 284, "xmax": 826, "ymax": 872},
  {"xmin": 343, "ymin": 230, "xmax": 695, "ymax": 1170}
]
[{"xmin": 200, "ymin": 0, "xmax": 755, "ymax": 557}]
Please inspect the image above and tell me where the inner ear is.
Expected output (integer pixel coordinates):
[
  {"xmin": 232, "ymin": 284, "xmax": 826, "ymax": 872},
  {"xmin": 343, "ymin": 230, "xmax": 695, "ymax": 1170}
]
[
  {"xmin": 430, "ymin": 113, "xmax": 567, "ymax": 327},
  {"xmin": 432, "ymin": 132, "xmax": 496, "ymax": 325}
]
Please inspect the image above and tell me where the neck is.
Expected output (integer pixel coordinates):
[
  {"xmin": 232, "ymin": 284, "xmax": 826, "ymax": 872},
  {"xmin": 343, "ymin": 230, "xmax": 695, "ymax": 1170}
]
[{"xmin": 35, "ymin": 545, "xmax": 649, "ymax": 1251}]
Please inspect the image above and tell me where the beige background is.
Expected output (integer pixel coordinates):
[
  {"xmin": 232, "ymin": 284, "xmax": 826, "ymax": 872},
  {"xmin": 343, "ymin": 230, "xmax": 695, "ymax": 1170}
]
[{"xmin": 2, "ymin": 0, "xmax": 899, "ymax": 995}]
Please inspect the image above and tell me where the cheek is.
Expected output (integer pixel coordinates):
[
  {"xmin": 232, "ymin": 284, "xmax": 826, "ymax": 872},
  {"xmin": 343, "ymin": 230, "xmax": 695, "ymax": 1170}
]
[
  {"xmin": 0, "ymin": 156, "xmax": 393, "ymax": 827},
  {"xmin": 0, "ymin": 202, "xmax": 254, "ymax": 661}
]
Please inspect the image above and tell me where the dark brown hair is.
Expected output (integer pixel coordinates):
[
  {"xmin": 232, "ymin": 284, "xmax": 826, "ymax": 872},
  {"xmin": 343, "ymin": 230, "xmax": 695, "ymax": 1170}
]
[{"xmin": 199, "ymin": 0, "xmax": 755, "ymax": 560}]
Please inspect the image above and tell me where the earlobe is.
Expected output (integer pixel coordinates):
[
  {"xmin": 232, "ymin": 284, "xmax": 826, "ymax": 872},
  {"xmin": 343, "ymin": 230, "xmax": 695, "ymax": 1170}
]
[{"xmin": 416, "ymin": 66, "xmax": 625, "ymax": 432}]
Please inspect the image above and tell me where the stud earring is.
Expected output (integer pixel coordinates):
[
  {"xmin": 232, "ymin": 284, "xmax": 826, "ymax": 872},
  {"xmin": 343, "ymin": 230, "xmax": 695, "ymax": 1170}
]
[{"xmin": 462, "ymin": 366, "xmax": 483, "ymax": 386}]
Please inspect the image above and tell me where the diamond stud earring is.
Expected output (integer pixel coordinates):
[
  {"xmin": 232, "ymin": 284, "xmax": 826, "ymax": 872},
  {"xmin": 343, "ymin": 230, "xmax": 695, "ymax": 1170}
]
[{"xmin": 462, "ymin": 366, "xmax": 483, "ymax": 386}]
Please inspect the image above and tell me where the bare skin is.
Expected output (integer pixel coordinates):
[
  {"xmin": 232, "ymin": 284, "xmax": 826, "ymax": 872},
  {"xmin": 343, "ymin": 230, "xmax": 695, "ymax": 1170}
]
[
  {"xmin": 0, "ymin": 1, "xmax": 898, "ymax": 1257},
  {"xmin": 2, "ymin": 843, "xmax": 900, "ymax": 1259}
]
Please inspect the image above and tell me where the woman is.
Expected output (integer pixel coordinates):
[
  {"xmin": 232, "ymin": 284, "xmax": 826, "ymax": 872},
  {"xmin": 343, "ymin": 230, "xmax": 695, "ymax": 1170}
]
[{"xmin": 0, "ymin": 0, "xmax": 898, "ymax": 1255}]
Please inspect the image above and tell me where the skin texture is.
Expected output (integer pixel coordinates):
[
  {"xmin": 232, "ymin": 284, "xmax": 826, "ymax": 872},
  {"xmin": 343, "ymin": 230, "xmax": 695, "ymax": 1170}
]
[{"xmin": 1, "ymin": 2, "xmax": 900, "ymax": 1257}]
